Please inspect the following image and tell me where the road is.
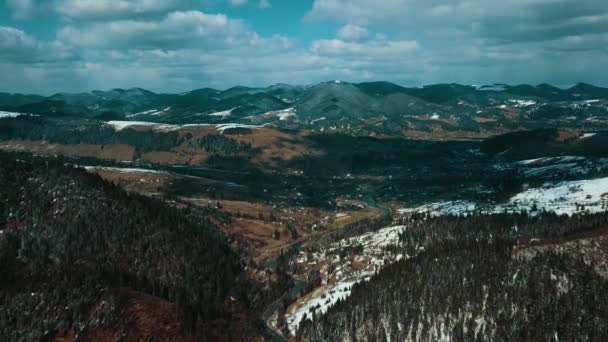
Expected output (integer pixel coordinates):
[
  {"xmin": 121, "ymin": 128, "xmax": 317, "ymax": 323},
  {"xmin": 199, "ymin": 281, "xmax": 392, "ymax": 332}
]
[{"xmin": 260, "ymin": 190, "xmax": 391, "ymax": 341}]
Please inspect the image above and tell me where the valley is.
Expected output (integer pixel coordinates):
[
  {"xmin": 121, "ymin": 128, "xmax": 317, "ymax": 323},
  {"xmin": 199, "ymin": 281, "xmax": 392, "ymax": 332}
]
[
  {"xmin": 3, "ymin": 102, "xmax": 608, "ymax": 340},
  {"xmin": 4, "ymin": 0, "xmax": 608, "ymax": 338}
]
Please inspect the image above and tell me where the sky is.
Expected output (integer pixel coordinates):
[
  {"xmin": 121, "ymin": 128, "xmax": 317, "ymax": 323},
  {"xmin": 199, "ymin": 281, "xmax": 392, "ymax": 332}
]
[{"xmin": 1, "ymin": 0, "xmax": 607, "ymax": 94}]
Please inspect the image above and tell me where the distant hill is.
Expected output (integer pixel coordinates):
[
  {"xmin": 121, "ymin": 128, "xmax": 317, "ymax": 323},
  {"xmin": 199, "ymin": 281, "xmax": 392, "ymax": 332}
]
[{"xmin": 2, "ymin": 82, "xmax": 608, "ymax": 139}]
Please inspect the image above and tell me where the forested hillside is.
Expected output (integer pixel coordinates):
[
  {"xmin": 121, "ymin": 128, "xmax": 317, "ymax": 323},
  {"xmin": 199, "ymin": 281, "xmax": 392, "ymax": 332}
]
[
  {"xmin": 298, "ymin": 213, "xmax": 608, "ymax": 341},
  {"xmin": 0, "ymin": 153, "xmax": 256, "ymax": 341}
]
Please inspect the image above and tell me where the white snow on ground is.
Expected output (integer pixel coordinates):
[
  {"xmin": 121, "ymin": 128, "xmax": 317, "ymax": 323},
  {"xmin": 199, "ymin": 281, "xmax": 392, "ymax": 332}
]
[
  {"xmin": 126, "ymin": 109, "xmax": 157, "ymax": 117},
  {"xmin": 126, "ymin": 107, "xmax": 172, "ymax": 118},
  {"xmin": 106, "ymin": 121, "xmax": 180, "ymax": 131},
  {"xmin": 286, "ymin": 281, "xmax": 355, "ymax": 335},
  {"xmin": 257, "ymin": 107, "xmax": 297, "ymax": 121},
  {"xmin": 399, "ymin": 200, "xmax": 478, "ymax": 217},
  {"xmin": 496, "ymin": 177, "xmax": 608, "ymax": 215},
  {"xmin": 181, "ymin": 124, "xmax": 212, "ymax": 128},
  {"xmin": 508, "ymin": 99, "xmax": 537, "ymax": 107},
  {"xmin": 84, "ymin": 166, "xmax": 168, "ymax": 174},
  {"xmin": 581, "ymin": 133, "xmax": 597, "ymax": 139},
  {"xmin": 277, "ymin": 108, "xmax": 297, "ymax": 121},
  {"xmin": 516, "ymin": 156, "xmax": 584, "ymax": 166},
  {"xmin": 0, "ymin": 111, "xmax": 37, "ymax": 118},
  {"xmin": 215, "ymin": 123, "xmax": 264, "ymax": 133},
  {"xmin": 208, "ymin": 107, "xmax": 238, "ymax": 118},
  {"xmin": 286, "ymin": 225, "xmax": 406, "ymax": 334},
  {"xmin": 310, "ymin": 117, "xmax": 326, "ymax": 124},
  {"xmin": 400, "ymin": 177, "xmax": 608, "ymax": 217},
  {"xmin": 512, "ymin": 156, "xmax": 608, "ymax": 178},
  {"xmin": 107, "ymin": 121, "xmax": 263, "ymax": 133},
  {"xmin": 518, "ymin": 157, "xmax": 544, "ymax": 165},
  {"xmin": 585, "ymin": 99, "xmax": 600, "ymax": 104},
  {"xmin": 510, "ymin": 156, "xmax": 603, "ymax": 177}
]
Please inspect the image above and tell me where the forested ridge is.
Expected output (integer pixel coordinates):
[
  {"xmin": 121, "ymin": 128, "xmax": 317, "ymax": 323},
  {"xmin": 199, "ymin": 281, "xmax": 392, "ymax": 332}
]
[
  {"xmin": 0, "ymin": 117, "xmax": 182, "ymax": 155},
  {"xmin": 0, "ymin": 153, "xmax": 252, "ymax": 341},
  {"xmin": 298, "ymin": 213, "xmax": 608, "ymax": 341}
]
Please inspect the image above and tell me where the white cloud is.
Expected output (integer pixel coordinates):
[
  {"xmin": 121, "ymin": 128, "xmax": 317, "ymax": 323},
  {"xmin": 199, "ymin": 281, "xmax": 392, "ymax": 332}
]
[
  {"xmin": 0, "ymin": 26, "xmax": 75, "ymax": 64},
  {"xmin": 312, "ymin": 39, "xmax": 418, "ymax": 58},
  {"xmin": 308, "ymin": 0, "xmax": 608, "ymax": 43},
  {"xmin": 6, "ymin": 0, "xmax": 35, "ymax": 19},
  {"xmin": 336, "ymin": 24, "xmax": 369, "ymax": 42},
  {"xmin": 2, "ymin": 1, "xmax": 608, "ymax": 94},
  {"xmin": 58, "ymin": 11, "xmax": 252, "ymax": 50},
  {"xmin": 308, "ymin": 0, "xmax": 409, "ymax": 24},
  {"xmin": 229, "ymin": 0, "xmax": 247, "ymax": 7},
  {"xmin": 430, "ymin": 5, "xmax": 452, "ymax": 17},
  {"xmin": 259, "ymin": 0, "xmax": 271, "ymax": 9},
  {"xmin": 55, "ymin": 0, "xmax": 190, "ymax": 20}
]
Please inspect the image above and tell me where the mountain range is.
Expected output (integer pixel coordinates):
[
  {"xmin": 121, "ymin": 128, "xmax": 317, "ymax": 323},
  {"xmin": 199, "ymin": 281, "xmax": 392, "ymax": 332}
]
[{"xmin": 2, "ymin": 81, "xmax": 608, "ymax": 139}]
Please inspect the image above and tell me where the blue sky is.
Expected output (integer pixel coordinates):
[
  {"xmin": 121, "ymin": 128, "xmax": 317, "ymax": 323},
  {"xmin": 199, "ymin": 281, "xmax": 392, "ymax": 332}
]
[{"xmin": 1, "ymin": 0, "xmax": 608, "ymax": 94}]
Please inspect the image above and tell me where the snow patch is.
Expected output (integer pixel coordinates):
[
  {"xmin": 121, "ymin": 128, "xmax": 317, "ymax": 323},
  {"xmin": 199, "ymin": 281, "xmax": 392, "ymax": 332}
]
[
  {"xmin": 400, "ymin": 177, "xmax": 608, "ymax": 217},
  {"xmin": 258, "ymin": 107, "xmax": 297, "ymax": 121},
  {"xmin": 508, "ymin": 99, "xmax": 537, "ymax": 107},
  {"xmin": 498, "ymin": 177, "xmax": 608, "ymax": 215},
  {"xmin": 84, "ymin": 166, "xmax": 168, "ymax": 175},
  {"xmin": 208, "ymin": 107, "xmax": 238, "ymax": 118},
  {"xmin": 0, "ymin": 111, "xmax": 37, "ymax": 118},
  {"xmin": 310, "ymin": 117, "xmax": 326, "ymax": 125},
  {"xmin": 399, "ymin": 200, "xmax": 478, "ymax": 217},
  {"xmin": 581, "ymin": 133, "xmax": 597, "ymax": 139},
  {"xmin": 106, "ymin": 121, "xmax": 179, "ymax": 132},
  {"xmin": 286, "ymin": 225, "xmax": 407, "ymax": 335},
  {"xmin": 286, "ymin": 281, "xmax": 355, "ymax": 335},
  {"xmin": 127, "ymin": 107, "xmax": 172, "ymax": 118},
  {"xmin": 215, "ymin": 123, "xmax": 264, "ymax": 133}
]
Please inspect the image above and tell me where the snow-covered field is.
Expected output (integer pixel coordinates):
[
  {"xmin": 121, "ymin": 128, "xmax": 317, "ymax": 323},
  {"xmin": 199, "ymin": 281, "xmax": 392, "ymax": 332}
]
[
  {"xmin": 106, "ymin": 120, "xmax": 263, "ymax": 133},
  {"xmin": 0, "ymin": 111, "xmax": 37, "ymax": 118},
  {"xmin": 208, "ymin": 107, "xmax": 238, "ymax": 118},
  {"xmin": 400, "ymin": 177, "xmax": 608, "ymax": 217},
  {"xmin": 310, "ymin": 117, "xmax": 326, "ymax": 125},
  {"xmin": 399, "ymin": 200, "xmax": 477, "ymax": 217},
  {"xmin": 498, "ymin": 177, "xmax": 608, "ymax": 215},
  {"xmin": 508, "ymin": 99, "xmax": 537, "ymax": 107},
  {"xmin": 508, "ymin": 156, "xmax": 608, "ymax": 177},
  {"xmin": 126, "ymin": 107, "xmax": 172, "ymax": 118},
  {"xmin": 215, "ymin": 123, "xmax": 265, "ymax": 132},
  {"xmin": 286, "ymin": 225, "xmax": 406, "ymax": 335},
  {"xmin": 254, "ymin": 107, "xmax": 297, "ymax": 121},
  {"xmin": 84, "ymin": 166, "xmax": 168, "ymax": 175},
  {"xmin": 106, "ymin": 121, "xmax": 180, "ymax": 131}
]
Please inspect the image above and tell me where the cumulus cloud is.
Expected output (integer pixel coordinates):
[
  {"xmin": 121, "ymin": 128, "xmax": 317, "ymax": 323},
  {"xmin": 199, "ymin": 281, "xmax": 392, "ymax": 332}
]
[
  {"xmin": 57, "ymin": 11, "xmax": 252, "ymax": 50},
  {"xmin": 259, "ymin": 0, "xmax": 271, "ymax": 9},
  {"xmin": 309, "ymin": 0, "xmax": 608, "ymax": 43},
  {"xmin": 6, "ymin": 0, "xmax": 36, "ymax": 19},
  {"xmin": 312, "ymin": 39, "xmax": 418, "ymax": 58},
  {"xmin": 336, "ymin": 24, "xmax": 369, "ymax": 42},
  {"xmin": 0, "ymin": 26, "xmax": 76, "ymax": 64},
  {"xmin": 228, "ymin": 0, "xmax": 247, "ymax": 7},
  {"xmin": 306, "ymin": 0, "xmax": 608, "ymax": 85},
  {"xmin": 1, "ymin": 0, "xmax": 608, "ymax": 94},
  {"xmin": 55, "ymin": 0, "xmax": 191, "ymax": 20}
]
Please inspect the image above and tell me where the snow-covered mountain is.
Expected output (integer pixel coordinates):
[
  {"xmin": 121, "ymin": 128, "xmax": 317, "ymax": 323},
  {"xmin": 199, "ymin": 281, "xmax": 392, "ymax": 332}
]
[{"xmin": 2, "ymin": 82, "xmax": 608, "ymax": 138}]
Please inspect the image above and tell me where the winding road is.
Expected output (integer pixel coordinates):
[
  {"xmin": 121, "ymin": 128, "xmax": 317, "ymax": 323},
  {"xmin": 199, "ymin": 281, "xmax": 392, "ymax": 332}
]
[{"xmin": 260, "ymin": 189, "xmax": 391, "ymax": 341}]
